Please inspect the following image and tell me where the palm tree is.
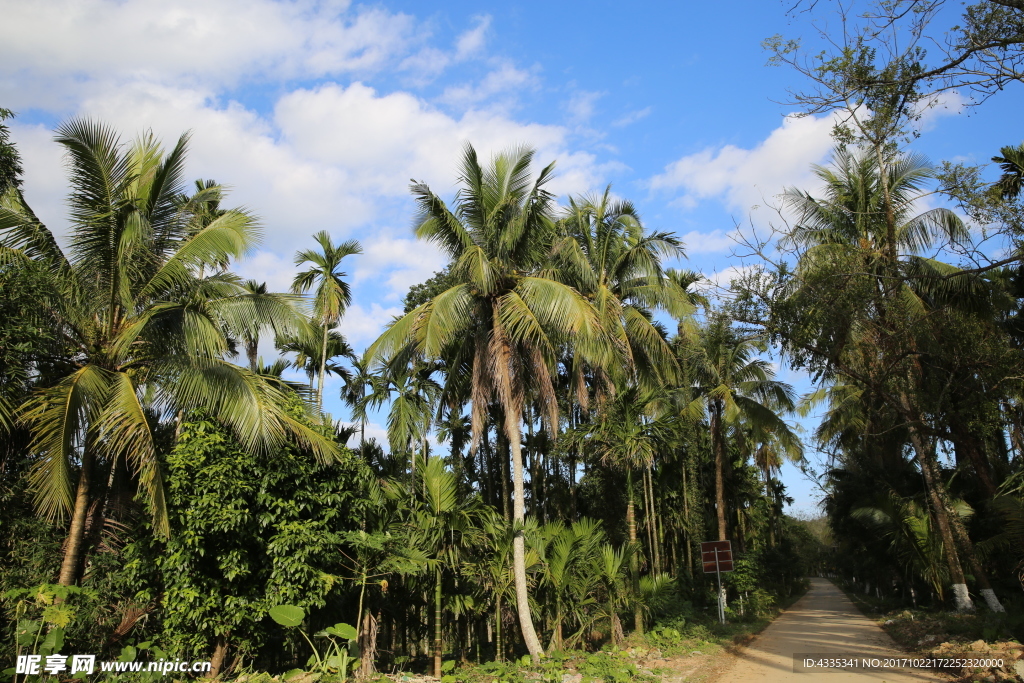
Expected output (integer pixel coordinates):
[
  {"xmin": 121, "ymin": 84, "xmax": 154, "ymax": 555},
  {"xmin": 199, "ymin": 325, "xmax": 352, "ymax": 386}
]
[
  {"xmin": 552, "ymin": 187, "xmax": 692, "ymax": 396},
  {"xmin": 466, "ymin": 511, "xmax": 519, "ymax": 661},
  {"xmin": 993, "ymin": 143, "xmax": 1024, "ymax": 201},
  {"xmin": 0, "ymin": 120, "xmax": 339, "ymax": 585},
  {"xmin": 342, "ymin": 353, "xmax": 375, "ymax": 449},
  {"xmin": 291, "ymin": 231, "xmax": 362, "ymax": 412},
  {"xmin": 588, "ymin": 387, "xmax": 671, "ymax": 633},
  {"xmin": 681, "ymin": 315, "xmax": 800, "ymax": 543},
  {"xmin": 364, "ymin": 359, "xmax": 441, "ymax": 472},
  {"xmin": 240, "ymin": 280, "xmax": 268, "ymax": 371},
  {"xmin": 277, "ymin": 323, "xmax": 354, "ymax": 401},
  {"xmin": 592, "ymin": 542, "xmax": 636, "ymax": 646},
  {"xmin": 369, "ymin": 143, "xmax": 606, "ymax": 661},
  {"xmin": 534, "ymin": 518, "xmax": 604, "ymax": 650},
  {"xmin": 390, "ymin": 457, "xmax": 482, "ymax": 678}
]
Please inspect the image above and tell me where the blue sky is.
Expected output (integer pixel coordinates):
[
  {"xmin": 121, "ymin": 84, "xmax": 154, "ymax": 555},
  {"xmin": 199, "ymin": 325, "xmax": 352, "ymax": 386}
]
[{"xmin": 3, "ymin": 0, "xmax": 1021, "ymax": 515}]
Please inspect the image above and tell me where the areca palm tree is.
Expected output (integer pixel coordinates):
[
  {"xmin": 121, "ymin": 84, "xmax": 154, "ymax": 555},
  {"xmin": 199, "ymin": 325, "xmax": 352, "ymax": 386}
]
[
  {"xmin": 534, "ymin": 518, "xmax": 604, "ymax": 650},
  {"xmin": 291, "ymin": 231, "xmax": 362, "ymax": 412},
  {"xmin": 342, "ymin": 353, "xmax": 374, "ymax": 449},
  {"xmin": 369, "ymin": 143, "xmax": 606, "ymax": 661},
  {"xmin": 0, "ymin": 120, "xmax": 339, "ymax": 586},
  {"xmin": 277, "ymin": 323, "xmax": 354, "ymax": 400},
  {"xmin": 363, "ymin": 359, "xmax": 441, "ymax": 469},
  {"xmin": 681, "ymin": 316, "xmax": 800, "ymax": 543},
  {"xmin": 586, "ymin": 387, "xmax": 673, "ymax": 632},
  {"xmin": 389, "ymin": 456, "xmax": 483, "ymax": 677}
]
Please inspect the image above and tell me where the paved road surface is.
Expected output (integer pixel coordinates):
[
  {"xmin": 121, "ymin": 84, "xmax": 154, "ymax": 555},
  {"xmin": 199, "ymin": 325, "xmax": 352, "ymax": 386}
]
[{"xmin": 715, "ymin": 578, "xmax": 941, "ymax": 682}]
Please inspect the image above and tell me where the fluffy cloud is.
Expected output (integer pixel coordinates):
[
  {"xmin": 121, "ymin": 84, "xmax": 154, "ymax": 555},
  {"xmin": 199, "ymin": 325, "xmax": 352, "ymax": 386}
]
[
  {"xmin": 12, "ymin": 77, "xmax": 608, "ymax": 254},
  {"xmin": 274, "ymin": 81, "xmax": 603, "ymax": 199},
  {"xmin": 679, "ymin": 229, "xmax": 737, "ymax": 255},
  {"xmin": 399, "ymin": 15, "xmax": 493, "ymax": 84},
  {"xmin": 0, "ymin": 0, "xmax": 417, "ymax": 97},
  {"xmin": 341, "ymin": 302, "xmax": 405, "ymax": 349},
  {"xmin": 354, "ymin": 236, "xmax": 447, "ymax": 299},
  {"xmin": 439, "ymin": 63, "xmax": 539, "ymax": 108},
  {"xmin": 649, "ymin": 113, "xmax": 838, "ymax": 213}
]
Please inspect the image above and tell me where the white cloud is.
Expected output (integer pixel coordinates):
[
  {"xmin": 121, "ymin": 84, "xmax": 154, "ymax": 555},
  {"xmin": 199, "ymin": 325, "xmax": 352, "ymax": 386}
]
[
  {"xmin": 650, "ymin": 113, "xmax": 838, "ymax": 213},
  {"xmin": 341, "ymin": 302, "xmax": 404, "ymax": 350},
  {"xmin": 354, "ymin": 236, "xmax": 447, "ymax": 299},
  {"xmin": 916, "ymin": 91, "xmax": 967, "ymax": 131},
  {"xmin": 399, "ymin": 15, "xmax": 492, "ymax": 84},
  {"xmin": 565, "ymin": 90, "xmax": 604, "ymax": 125},
  {"xmin": 234, "ymin": 251, "xmax": 299, "ymax": 293},
  {"xmin": 11, "ymin": 123, "xmax": 70, "ymax": 239},
  {"xmin": 274, "ymin": 81, "xmax": 602, "ymax": 198},
  {"xmin": 0, "ymin": 0, "xmax": 418, "ymax": 98},
  {"xmin": 612, "ymin": 107, "xmax": 651, "ymax": 128},
  {"xmin": 694, "ymin": 264, "xmax": 757, "ymax": 298},
  {"xmin": 440, "ymin": 63, "xmax": 539, "ymax": 107},
  {"xmin": 455, "ymin": 15, "xmax": 492, "ymax": 60},
  {"xmin": 680, "ymin": 229, "xmax": 736, "ymax": 254}
]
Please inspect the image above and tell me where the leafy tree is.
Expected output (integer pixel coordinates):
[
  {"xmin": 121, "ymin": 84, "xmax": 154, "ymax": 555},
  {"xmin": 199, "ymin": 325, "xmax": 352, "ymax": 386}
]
[{"xmin": 131, "ymin": 407, "xmax": 364, "ymax": 674}]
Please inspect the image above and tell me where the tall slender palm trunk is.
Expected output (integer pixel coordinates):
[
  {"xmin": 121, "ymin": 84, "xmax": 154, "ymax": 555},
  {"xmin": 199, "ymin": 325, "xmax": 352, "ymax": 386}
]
[
  {"xmin": 507, "ymin": 416, "xmax": 544, "ymax": 661},
  {"xmin": 317, "ymin": 323, "xmax": 329, "ymax": 412},
  {"xmin": 58, "ymin": 448, "xmax": 95, "ymax": 586},
  {"xmin": 433, "ymin": 568, "xmax": 443, "ymax": 678},
  {"xmin": 626, "ymin": 469, "xmax": 643, "ymax": 634},
  {"xmin": 711, "ymin": 402, "xmax": 728, "ymax": 541}
]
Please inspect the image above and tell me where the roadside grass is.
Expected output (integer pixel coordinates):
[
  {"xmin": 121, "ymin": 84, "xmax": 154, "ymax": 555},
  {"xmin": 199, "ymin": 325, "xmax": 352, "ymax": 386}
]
[
  {"xmin": 221, "ymin": 586, "xmax": 811, "ymax": 683},
  {"xmin": 412, "ymin": 586, "xmax": 809, "ymax": 682}
]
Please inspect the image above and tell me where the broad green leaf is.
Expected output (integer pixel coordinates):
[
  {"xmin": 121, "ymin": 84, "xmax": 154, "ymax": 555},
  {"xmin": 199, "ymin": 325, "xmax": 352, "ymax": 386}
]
[
  {"xmin": 40, "ymin": 627, "xmax": 64, "ymax": 655},
  {"xmin": 269, "ymin": 604, "xmax": 305, "ymax": 627},
  {"xmin": 332, "ymin": 622, "xmax": 357, "ymax": 640}
]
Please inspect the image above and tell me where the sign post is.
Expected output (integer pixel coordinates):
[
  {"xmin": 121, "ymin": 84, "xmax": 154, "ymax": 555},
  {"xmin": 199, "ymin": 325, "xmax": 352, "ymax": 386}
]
[{"xmin": 700, "ymin": 541, "xmax": 733, "ymax": 624}]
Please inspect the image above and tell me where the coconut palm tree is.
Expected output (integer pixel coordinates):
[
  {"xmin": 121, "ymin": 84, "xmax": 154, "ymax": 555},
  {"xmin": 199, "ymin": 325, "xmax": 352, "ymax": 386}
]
[
  {"xmin": 993, "ymin": 143, "xmax": 1024, "ymax": 201},
  {"xmin": 369, "ymin": 143, "xmax": 607, "ymax": 661},
  {"xmin": 291, "ymin": 231, "xmax": 362, "ymax": 412},
  {"xmin": 0, "ymin": 120, "xmax": 339, "ymax": 586},
  {"xmin": 552, "ymin": 187, "xmax": 692, "ymax": 396}
]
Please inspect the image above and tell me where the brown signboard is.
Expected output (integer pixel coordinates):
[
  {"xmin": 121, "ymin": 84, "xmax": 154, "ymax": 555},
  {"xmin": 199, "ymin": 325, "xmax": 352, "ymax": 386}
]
[{"xmin": 700, "ymin": 540, "xmax": 733, "ymax": 573}]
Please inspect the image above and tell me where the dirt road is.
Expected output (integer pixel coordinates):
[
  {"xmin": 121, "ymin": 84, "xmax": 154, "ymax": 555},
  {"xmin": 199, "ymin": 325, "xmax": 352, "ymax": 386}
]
[{"xmin": 712, "ymin": 578, "xmax": 941, "ymax": 682}]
